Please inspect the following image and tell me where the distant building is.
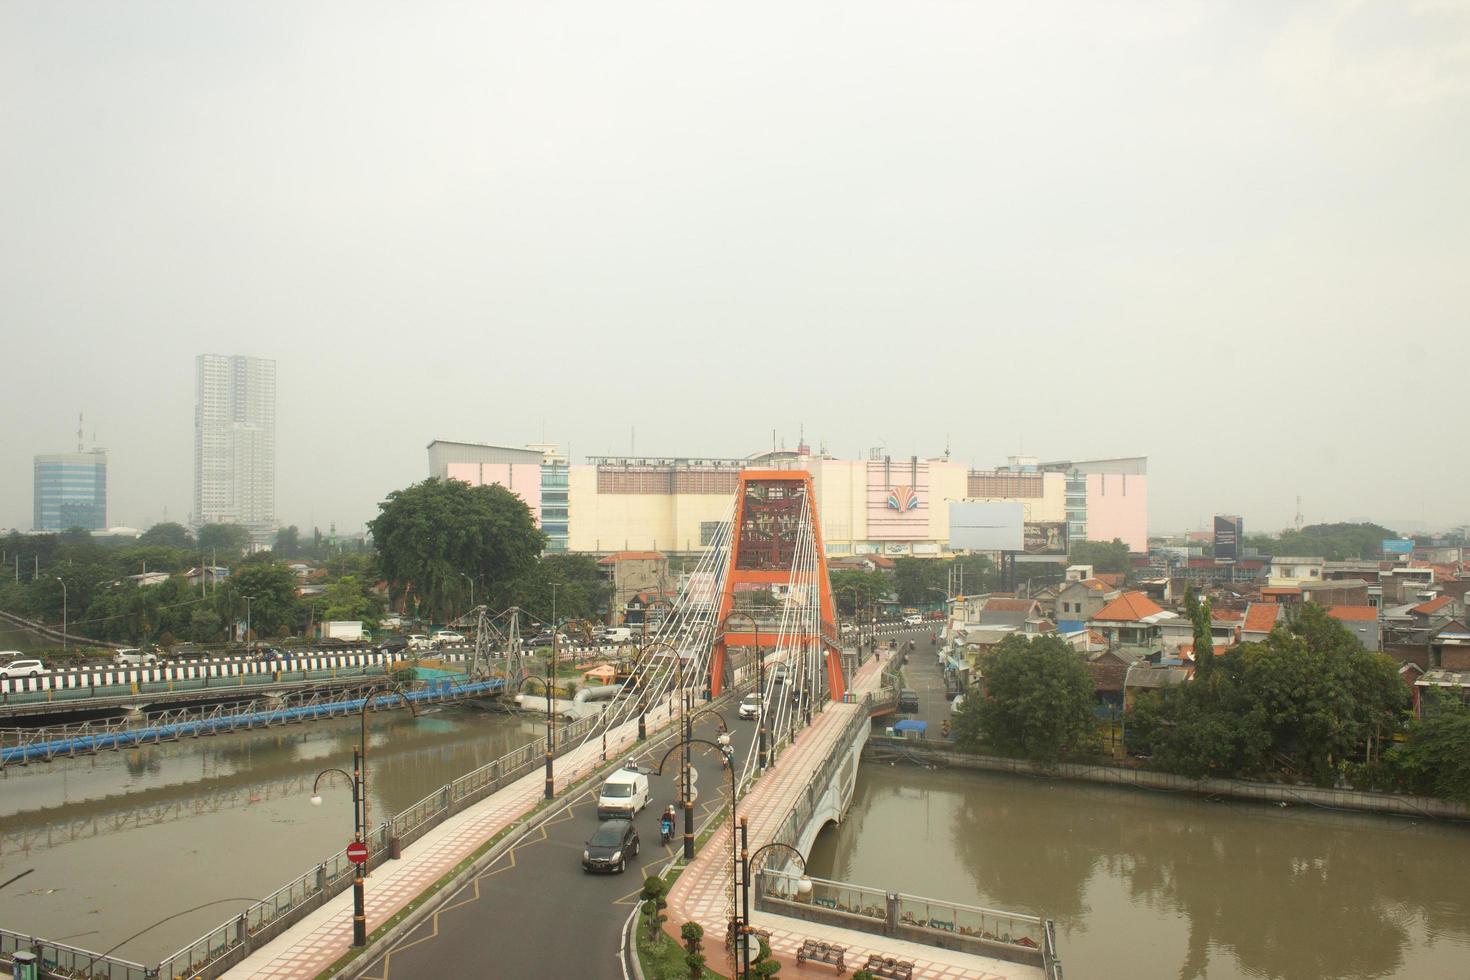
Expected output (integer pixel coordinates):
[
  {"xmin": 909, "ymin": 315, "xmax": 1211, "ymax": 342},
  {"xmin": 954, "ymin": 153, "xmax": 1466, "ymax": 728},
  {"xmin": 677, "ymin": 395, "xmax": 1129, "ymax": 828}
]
[
  {"xmin": 1038, "ymin": 457, "xmax": 1149, "ymax": 552},
  {"xmin": 427, "ymin": 439, "xmax": 549, "ymax": 540},
  {"xmin": 33, "ymin": 450, "xmax": 107, "ymax": 531},
  {"xmin": 194, "ymin": 354, "xmax": 276, "ymax": 539}
]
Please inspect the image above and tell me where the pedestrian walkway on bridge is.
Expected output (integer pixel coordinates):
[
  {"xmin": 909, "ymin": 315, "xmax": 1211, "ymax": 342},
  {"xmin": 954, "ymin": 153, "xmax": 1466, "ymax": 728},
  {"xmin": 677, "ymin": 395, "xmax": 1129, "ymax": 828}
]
[{"xmin": 664, "ymin": 653, "xmax": 1043, "ymax": 980}]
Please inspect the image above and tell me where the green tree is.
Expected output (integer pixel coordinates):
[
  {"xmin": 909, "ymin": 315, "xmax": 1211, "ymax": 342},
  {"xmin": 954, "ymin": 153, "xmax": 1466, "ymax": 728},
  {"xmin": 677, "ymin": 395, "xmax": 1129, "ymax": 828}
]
[
  {"xmin": 198, "ymin": 523, "xmax": 254, "ymax": 556},
  {"xmin": 1067, "ymin": 538, "xmax": 1131, "ymax": 575},
  {"xmin": 1391, "ymin": 702, "xmax": 1470, "ymax": 802},
  {"xmin": 893, "ymin": 558, "xmax": 948, "ymax": 606},
  {"xmin": 273, "ymin": 525, "xmax": 302, "ymax": 558},
  {"xmin": 139, "ymin": 522, "xmax": 195, "ymax": 549},
  {"xmin": 1185, "ymin": 586, "xmax": 1215, "ymax": 681},
  {"xmin": 368, "ymin": 478, "xmax": 544, "ymax": 622},
  {"xmin": 955, "ymin": 634, "xmax": 1098, "ymax": 764},
  {"xmin": 749, "ymin": 937, "xmax": 781, "ymax": 978},
  {"xmin": 1244, "ymin": 522, "xmax": 1398, "ymax": 561},
  {"xmin": 219, "ymin": 562, "xmax": 300, "ymax": 640},
  {"xmin": 641, "ymin": 876, "xmax": 669, "ymax": 941},
  {"xmin": 830, "ymin": 569, "xmax": 888, "ymax": 615},
  {"xmin": 680, "ymin": 921, "xmax": 705, "ymax": 979},
  {"xmin": 507, "ymin": 554, "xmax": 612, "ymax": 622}
]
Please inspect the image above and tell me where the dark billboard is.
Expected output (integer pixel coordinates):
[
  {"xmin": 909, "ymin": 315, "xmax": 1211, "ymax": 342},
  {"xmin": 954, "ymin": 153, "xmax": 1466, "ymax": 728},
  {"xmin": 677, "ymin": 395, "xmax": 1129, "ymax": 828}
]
[
  {"xmin": 1214, "ymin": 515, "xmax": 1242, "ymax": 562},
  {"xmin": 1024, "ymin": 521, "xmax": 1068, "ymax": 555}
]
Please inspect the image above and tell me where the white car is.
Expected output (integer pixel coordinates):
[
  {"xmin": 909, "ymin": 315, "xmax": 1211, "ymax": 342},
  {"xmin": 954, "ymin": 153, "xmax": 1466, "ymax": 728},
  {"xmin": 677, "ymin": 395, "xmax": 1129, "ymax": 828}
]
[
  {"xmin": 431, "ymin": 630, "xmax": 467, "ymax": 647},
  {"xmin": 0, "ymin": 658, "xmax": 46, "ymax": 679},
  {"xmin": 903, "ymin": 614, "xmax": 924, "ymax": 626},
  {"xmin": 407, "ymin": 634, "xmax": 432, "ymax": 651},
  {"xmin": 738, "ymin": 694, "xmax": 764, "ymax": 720}
]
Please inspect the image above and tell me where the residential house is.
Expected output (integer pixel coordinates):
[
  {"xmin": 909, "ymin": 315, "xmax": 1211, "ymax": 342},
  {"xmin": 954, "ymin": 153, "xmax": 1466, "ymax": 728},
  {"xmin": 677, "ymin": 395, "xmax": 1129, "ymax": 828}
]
[
  {"xmin": 126, "ymin": 571, "xmax": 170, "ymax": 587},
  {"xmin": 1268, "ymin": 557, "xmax": 1324, "ymax": 589},
  {"xmin": 1410, "ymin": 594, "xmax": 1460, "ymax": 632},
  {"xmin": 1089, "ymin": 591, "xmax": 1180, "ymax": 649},
  {"xmin": 1412, "ymin": 668, "xmax": 1470, "ymax": 718},
  {"xmin": 1430, "ymin": 621, "xmax": 1470, "ymax": 670},
  {"xmin": 185, "ymin": 566, "xmax": 231, "ymax": 588},
  {"xmin": 1328, "ymin": 605, "xmax": 1381, "ymax": 651},
  {"xmin": 1240, "ymin": 602, "xmax": 1284, "ymax": 643},
  {"xmin": 598, "ymin": 552, "xmax": 669, "ymax": 618},
  {"xmin": 1300, "ymin": 579, "xmax": 1371, "ymax": 608},
  {"xmin": 1056, "ymin": 579, "xmax": 1121, "ymax": 631}
]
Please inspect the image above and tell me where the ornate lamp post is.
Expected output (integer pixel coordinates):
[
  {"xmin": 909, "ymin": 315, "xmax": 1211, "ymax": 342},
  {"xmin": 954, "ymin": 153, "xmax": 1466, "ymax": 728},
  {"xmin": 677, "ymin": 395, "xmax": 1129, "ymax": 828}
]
[
  {"xmin": 310, "ymin": 683, "xmax": 417, "ymax": 946},
  {"xmin": 736, "ymin": 823, "xmax": 810, "ymax": 979}
]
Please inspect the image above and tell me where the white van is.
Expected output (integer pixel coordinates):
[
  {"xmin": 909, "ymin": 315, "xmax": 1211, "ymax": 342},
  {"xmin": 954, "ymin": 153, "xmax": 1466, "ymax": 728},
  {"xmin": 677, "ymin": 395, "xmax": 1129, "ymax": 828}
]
[
  {"xmin": 601, "ymin": 627, "xmax": 633, "ymax": 644},
  {"xmin": 596, "ymin": 768, "xmax": 651, "ymax": 820},
  {"xmin": 114, "ymin": 648, "xmax": 159, "ymax": 666}
]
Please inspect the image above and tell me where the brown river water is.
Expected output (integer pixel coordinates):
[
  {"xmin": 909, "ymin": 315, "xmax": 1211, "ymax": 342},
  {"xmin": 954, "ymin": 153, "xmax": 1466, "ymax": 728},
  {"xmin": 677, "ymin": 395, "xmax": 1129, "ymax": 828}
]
[{"xmin": 806, "ymin": 760, "xmax": 1470, "ymax": 980}]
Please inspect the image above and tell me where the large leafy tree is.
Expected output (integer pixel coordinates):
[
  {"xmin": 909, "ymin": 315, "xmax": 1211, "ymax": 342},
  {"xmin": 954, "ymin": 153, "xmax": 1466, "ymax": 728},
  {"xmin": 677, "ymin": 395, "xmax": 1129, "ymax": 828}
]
[
  {"xmin": 139, "ymin": 522, "xmax": 196, "ymax": 549},
  {"xmin": 218, "ymin": 562, "xmax": 300, "ymax": 639},
  {"xmin": 1067, "ymin": 538, "xmax": 1131, "ymax": 575},
  {"xmin": 1391, "ymin": 703, "xmax": 1470, "ymax": 803},
  {"xmin": 1243, "ymin": 522, "xmax": 1398, "ymax": 561},
  {"xmin": 272, "ymin": 525, "xmax": 302, "ymax": 558},
  {"xmin": 893, "ymin": 558, "xmax": 949, "ymax": 606},
  {"xmin": 198, "ymin": 523, "xmax": 254, "ymax": 556},
  {"xmin": 953, "ymin": 634, "xmax": 1098, "ymax": 764},
  {"xmin": 829, "ymin": 569, "xmax": 888, "ymax": 614},
  {"xmin": 368, "ymin": 478, "xmax": 544, "ymax": 622},
  {"xmin": 505, "ymin": 554, "xmax": 611, "ymax": 623}
]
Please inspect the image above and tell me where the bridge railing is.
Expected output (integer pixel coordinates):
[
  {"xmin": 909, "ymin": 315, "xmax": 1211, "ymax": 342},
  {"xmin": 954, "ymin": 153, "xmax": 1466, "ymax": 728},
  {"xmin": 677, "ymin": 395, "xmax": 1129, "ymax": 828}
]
[{"xmin": 0, "ymin": 928, "xmax": 151, "ymax": 980}]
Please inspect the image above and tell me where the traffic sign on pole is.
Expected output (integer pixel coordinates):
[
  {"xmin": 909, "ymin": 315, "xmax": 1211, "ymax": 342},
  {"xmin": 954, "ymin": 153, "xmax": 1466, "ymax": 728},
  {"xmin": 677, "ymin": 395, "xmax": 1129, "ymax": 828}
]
[
  {"xmin": 687, "ymin": 766, "xmax": 699, "ymax": 786},
  {"xmin": 346, "ymin": 841, "xmax": 369, "ymax": 865}
]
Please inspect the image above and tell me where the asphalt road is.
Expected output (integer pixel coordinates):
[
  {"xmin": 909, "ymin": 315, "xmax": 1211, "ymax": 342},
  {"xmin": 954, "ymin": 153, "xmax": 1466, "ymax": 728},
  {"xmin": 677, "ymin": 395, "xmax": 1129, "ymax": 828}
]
[{"xmin": 357, "ymin": 707, "xmax": 745, "ymax": 980}]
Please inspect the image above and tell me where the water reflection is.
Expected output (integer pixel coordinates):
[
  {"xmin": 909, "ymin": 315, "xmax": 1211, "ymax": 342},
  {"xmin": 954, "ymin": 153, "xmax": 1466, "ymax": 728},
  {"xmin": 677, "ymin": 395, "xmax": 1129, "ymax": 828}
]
[{"xmin": 807, "ymin": 763, "xmax": 1470, "ymax": 980}]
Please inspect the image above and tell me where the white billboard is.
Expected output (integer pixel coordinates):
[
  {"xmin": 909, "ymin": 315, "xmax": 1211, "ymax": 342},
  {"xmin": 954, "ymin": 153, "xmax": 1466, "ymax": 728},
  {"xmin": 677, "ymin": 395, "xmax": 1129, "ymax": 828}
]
[{"xmin": 949, "ymin": 501, "xmax": 1025, "ymax": 552}]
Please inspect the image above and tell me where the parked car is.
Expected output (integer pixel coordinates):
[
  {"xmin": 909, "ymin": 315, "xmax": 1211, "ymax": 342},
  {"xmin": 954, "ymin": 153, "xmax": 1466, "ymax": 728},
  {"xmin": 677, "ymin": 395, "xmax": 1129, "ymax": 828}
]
[
  {"xmin": 379, "ymin": 636, "xmax": 410, "ymax": 655},
  {"xmin": 903, "ymin": 614, "xmax": 924, "ymax": 626},
  {"xmin": 526, "ymin": 632, "xmax": 568, "ymax": 649},
  {"xmin": 600, "ymin": 627, "xmax": 633, "ymax": 644},
  {"xmin": 0, "ymin": 658, "xmax": 46, "ymax": 679},
  {"xmin": 582, "ymin": 819, "xmax": 639, "ymax": 874},
  {"xmin": 406, "ymin": 634, "xmax": 432, "ymax": 651},
  {"xmin": 431, "ymin": 630, "xmax": 467, "ymax": 648},
  {"xmin": 738, "ymin": 694, "xmax": 764, "ymax": 721},
  {"xmin": 113, "ymin": 648, "xmax": 159, "ymax": 666}
]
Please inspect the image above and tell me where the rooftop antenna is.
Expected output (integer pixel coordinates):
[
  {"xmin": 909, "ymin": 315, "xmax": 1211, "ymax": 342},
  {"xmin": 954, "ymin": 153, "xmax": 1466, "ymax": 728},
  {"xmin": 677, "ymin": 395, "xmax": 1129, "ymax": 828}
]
[
  {"xmin": 77, "ymin": 412, "xmax": 84, "ymax": 452},
  {"xmin": 1294, "ymin": 496, "xmax": 1304, "ymax": 532}
]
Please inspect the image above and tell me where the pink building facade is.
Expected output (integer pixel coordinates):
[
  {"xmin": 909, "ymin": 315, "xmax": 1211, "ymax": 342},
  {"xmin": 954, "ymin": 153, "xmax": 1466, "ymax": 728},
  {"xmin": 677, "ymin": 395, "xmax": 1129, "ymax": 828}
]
[
  {"xmin": 445, "ymin": 461, "xmax": 543, "ymax": 523},
  {"xmin": 1085, "ymin": 472, "xmax": 1148, "ymax": 553}
]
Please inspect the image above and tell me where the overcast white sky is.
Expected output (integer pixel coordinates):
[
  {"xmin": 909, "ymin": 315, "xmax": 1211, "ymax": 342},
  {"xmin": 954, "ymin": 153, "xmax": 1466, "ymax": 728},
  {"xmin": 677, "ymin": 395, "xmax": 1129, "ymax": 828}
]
[{"xmin": 3, "ymin": 1, "xmax": 1468, "ymax": 538}]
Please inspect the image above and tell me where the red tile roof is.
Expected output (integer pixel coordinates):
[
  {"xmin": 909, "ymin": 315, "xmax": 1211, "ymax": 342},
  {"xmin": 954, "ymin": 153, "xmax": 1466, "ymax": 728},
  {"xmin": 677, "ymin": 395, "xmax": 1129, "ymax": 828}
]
[
  {"xmin": 1211, "ymin": 609, "xmax": 1245, "ymax": 623},
  {"xmin": 1095, "ymin": 573, "xmax": 1126, "ymax": 588},
  {"xmin": 1412, "ymin": 595, "xmax": 1454, "ymax": 615},
  {"xmin": 984, "ymin": 598, "xmax": 1037, "ymax": 612},
  {"xmin": 1329, "ymin": 605, "xmax": 1379, "ymax": 623},
  {"xmin": 1243, "ymin": 602, "xmax": 1283, "ymax": 634},
  {"xmin": 1261, "ymin": 587, "xmax": 1302, "ymax": 596},
  {"xmin": 1092, "ymin": 592, "xmax": 1166, "ymax": 622}
]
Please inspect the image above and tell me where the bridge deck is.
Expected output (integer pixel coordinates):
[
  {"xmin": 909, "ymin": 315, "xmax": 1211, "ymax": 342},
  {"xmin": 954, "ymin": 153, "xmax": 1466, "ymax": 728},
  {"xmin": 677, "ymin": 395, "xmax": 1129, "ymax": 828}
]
[{"xmin": 665, "ymin": 653, "xmax": 1043, "ymax": 980}]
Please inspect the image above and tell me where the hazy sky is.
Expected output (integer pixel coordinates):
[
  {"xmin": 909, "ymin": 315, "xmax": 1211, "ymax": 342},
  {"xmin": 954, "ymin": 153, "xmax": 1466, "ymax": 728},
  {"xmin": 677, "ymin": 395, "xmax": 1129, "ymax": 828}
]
[{"xmin": 4, "ymin": 1, "xmax": 1468, "ymax": 538}]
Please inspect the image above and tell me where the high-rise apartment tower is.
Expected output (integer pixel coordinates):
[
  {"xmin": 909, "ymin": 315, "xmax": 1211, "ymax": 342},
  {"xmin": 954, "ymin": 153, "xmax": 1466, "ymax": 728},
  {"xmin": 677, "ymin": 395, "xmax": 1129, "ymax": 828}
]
[{"xmin": 194, "ymin": 354, "xmax": 276, "ymax": 538}]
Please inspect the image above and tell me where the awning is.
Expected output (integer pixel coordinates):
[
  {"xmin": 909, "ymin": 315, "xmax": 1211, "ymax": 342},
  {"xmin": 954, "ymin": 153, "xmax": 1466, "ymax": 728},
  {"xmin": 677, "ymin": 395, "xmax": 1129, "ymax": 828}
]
[
  {"xmin": 893, "ymin": 720, "xmax": 927, "ymax": 733},
  {"xmin": 945, "ymin": 656, "xmax": 966, "ymax": 671}
]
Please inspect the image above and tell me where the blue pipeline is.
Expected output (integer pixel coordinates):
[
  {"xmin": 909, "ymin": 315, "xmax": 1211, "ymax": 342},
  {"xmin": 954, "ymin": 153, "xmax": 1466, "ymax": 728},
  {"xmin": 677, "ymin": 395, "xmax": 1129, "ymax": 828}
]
[{"xmin": 0, "ymin": 679, "xmax": 505, "ymax": 766}]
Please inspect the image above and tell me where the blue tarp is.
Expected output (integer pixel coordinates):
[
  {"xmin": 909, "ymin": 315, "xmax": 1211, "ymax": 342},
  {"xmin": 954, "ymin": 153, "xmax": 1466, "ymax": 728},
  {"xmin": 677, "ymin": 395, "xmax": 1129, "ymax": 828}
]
[
  {"xmin": 944, "ymin": 656, "xmax": 965, "ymax": 671},
  {"xmin": 893, "ymin": 719, "xmax": 928, "ymax": 733}
]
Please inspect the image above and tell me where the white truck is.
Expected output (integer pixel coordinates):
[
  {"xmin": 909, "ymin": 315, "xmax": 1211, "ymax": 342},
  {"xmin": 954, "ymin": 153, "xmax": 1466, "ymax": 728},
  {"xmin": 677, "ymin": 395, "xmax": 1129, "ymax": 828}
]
[
  {"xmin": 596, "ymin": 768, "xmax": 651, "ymax": 820},
  {"xmin": 319, "ymin": 621, "xmax": 365, "ymax": 642}
]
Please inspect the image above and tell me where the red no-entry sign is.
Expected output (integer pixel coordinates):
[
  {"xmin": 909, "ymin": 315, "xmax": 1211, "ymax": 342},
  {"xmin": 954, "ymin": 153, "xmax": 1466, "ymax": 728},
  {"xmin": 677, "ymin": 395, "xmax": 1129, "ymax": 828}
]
[{"xmin": 346, "ymin": 841, "xmax": 369, "ymax": 865}]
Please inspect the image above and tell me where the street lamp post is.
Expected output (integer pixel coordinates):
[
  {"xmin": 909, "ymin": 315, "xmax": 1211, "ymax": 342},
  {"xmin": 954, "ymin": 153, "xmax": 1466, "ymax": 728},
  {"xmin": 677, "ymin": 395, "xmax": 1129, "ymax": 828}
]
[
  {"xmin": 736, "ymin": 824, "xmax": 809, "ymax": 979},
  {"xmin": 640, "ymin": 638, "xmax": 695, "ymax": 856},
  {"xmin": 648, "ymin": 735, "xmax": 735, "ymax": 939},
  {"xmin": 243, "ymin": 595, "xmax": 254, "ymax": 645},
  {"xmin": 309, "ymin": 683, "xmax": 416, "ymax": 946},
  {"xmin": 53, "ymin": 577, "xmax": 67, "ymax": 650},
  {"xmin": 723, "ymin": 611, "xmax": 766, "ymax": 769},
  {"xmin": 544, "ymin": 583, "xmax": 559, "ymax": 801},
  {"xmin": 460, "ymin": 572, "xmax": 475, "ymax": 615}
]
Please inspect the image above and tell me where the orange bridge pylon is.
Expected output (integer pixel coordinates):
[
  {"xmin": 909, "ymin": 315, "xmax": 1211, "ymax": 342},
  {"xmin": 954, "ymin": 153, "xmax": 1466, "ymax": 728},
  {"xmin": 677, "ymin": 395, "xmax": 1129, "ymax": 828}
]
[{"xmin": 710, "ymin": 470, "xmax": 845, "ymax": 701}]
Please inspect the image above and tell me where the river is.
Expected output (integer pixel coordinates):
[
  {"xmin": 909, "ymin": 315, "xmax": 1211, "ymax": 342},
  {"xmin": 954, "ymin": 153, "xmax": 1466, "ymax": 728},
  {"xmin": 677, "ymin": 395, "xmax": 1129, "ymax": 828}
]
[
  {"xmin": 0, "ymin": 705, "xmax": 540, "ymax": 962},
  {"xmin": 806, "ymin": 760, "xmax": 1470, "ymax": 980}
]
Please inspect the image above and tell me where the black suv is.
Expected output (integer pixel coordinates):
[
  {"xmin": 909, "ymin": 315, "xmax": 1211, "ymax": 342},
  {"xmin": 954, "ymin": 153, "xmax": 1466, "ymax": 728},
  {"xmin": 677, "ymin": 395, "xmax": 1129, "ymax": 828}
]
[{"xmin": 582, "ymin": 819, "xmax": 639, "ymax": 873}]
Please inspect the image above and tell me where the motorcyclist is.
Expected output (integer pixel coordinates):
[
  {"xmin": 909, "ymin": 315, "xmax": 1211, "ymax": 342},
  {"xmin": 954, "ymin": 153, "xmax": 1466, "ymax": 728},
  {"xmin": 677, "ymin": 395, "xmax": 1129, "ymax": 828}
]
[{"xmin": 660, "ymin": 805, "xmax": 676, "ymax": 843}]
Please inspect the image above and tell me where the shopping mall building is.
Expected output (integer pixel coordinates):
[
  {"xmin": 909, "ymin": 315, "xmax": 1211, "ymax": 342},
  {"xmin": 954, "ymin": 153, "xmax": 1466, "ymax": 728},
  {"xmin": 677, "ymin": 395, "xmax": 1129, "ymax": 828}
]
[{"xmin": 427, "ymin": 440, "xmax": 1148, "ymax": 558}]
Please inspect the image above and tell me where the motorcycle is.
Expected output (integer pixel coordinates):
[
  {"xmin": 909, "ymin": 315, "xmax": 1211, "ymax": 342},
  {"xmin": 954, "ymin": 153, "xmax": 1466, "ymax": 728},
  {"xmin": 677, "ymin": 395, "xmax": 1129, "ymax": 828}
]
[{"xmin": 660, "ymin": 818, "xmax": 674, "ymax": 845}]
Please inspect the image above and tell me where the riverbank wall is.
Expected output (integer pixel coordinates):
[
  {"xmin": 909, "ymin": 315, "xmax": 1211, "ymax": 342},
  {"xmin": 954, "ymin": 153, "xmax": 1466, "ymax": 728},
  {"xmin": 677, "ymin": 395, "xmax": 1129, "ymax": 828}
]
[{"xmin": 865, "ymin": 737, "xmax": 1470, "ymax": 821}]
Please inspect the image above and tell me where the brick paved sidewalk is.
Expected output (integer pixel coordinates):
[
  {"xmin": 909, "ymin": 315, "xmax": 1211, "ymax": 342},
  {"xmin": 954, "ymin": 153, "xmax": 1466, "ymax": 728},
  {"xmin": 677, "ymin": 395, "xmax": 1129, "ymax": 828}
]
[
  {"xmin": 225, "ymin": 696, "xmax": 680, "ymax": 978},
  {"xmin": 663, "ymin": 655, "xmax": 1041, "ymax": 980}
]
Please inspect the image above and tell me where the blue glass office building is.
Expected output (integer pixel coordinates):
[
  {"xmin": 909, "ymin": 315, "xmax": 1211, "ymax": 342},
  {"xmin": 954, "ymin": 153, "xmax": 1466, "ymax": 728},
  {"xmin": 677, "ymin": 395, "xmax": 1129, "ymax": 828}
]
[{"xmin": 34, "ymin": 451, "xmax": 108, "ymax": 531}]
